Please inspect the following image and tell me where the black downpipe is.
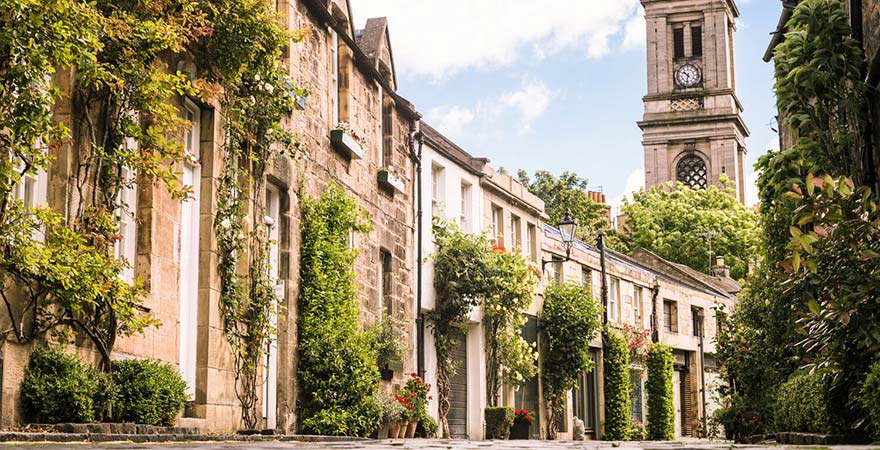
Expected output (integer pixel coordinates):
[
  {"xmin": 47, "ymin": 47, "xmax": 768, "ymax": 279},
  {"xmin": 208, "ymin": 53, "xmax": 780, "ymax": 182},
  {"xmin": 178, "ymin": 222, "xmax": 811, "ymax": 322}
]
[
  {"xmin": 650, "ymin": 281, "xmax": 660, "ymax": 343},
  {"xmin": 598, "ymin": 233, "xmax": 609, "ymax": 326},
  {"xmin": 410, "ymin": 130, "xmax": 425, "ymax": 376},
  {"xmin": 698, "ymin": 311, "xmax": 707, "ymax": 433}
]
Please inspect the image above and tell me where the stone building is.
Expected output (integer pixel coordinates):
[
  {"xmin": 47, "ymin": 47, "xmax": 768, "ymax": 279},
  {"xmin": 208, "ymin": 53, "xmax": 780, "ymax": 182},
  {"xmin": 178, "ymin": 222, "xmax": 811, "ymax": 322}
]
[
  {"xmin": 0, "ymin": 0, "xmax": 419, "ymax": 434},
  {"xmin": 543, "ymin": 228, "xmax": 738, "ymax": 439},
  {"xmin": 639, "ymin": 0, "xmax": 750, "ymax": 203},
  {"xmin": 765, "ymin": 0, "xmax": 880, "ymax": 193}
]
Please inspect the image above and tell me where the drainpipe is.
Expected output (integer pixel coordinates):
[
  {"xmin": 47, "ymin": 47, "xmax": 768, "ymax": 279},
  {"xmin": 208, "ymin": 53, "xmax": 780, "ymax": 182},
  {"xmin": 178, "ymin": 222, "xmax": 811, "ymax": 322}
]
[
  {"xmin": 410, "ymin": 129, "xmax": 425, "ymax": 376},
  {"xmin": 597, "ymin": 233, "xmax": 609, "ymax": 326},
  {"xmin": 650, "ymin": 281, "xmax": 660, "ymax": 343},
  {"xmin": 698, "ymin": 310, "xmax": 707, "ymax": 434}
]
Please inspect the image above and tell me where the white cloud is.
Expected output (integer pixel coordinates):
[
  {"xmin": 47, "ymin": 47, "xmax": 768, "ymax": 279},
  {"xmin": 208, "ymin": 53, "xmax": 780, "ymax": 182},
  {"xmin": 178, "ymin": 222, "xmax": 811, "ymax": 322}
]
[
  {"xmin": 426, "ymin": 80, "xmax": 556, "ymax": 137},
  {"xmin": 622, "ymin": 6, "xmax": 646, "ymax": 50},
  {"xmin": 426, "ymin": 105, "xmax": 475, "ymax": 137},
  {"xmin": 609, "ymin": 168, "xmax": 645, "ymax": 214},
  {"xmin": 500, "ymin": 80, "xmax": 556, "ymax": 133},
  {"xmin": 351, "ymin": 0, "xmax": 642, "ymax": 79}
]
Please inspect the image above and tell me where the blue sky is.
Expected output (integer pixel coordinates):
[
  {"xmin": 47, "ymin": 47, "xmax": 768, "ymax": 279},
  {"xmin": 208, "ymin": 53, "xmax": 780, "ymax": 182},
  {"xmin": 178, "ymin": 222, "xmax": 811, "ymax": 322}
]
[{"xmin": 352, "ymin": 0, "xmax": 781, "ymax": 209}]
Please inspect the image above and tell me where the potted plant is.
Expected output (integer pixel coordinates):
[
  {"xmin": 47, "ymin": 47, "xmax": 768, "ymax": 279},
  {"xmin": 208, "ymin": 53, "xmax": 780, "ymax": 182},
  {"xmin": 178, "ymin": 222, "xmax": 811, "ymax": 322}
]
[
  {"xmin": 369, "ymin": 317, "xmax": 405, "ymax": 381},
  {"xmin": 378, "ymin": 165, "xmax": 405, "ymax": 194},
  {"xmin": 510, "ymin": 408, "xmax": 534, "ymax": 439},
  {"xmin": 394, "ymin": 394, "xmax": 414, "ymax": 438},
  {"xmin": 330, "ymin": 122, "xmax": 366, "ymax": 160},
  {"xmin": 397, "ymin": 373, "xmax": 431, "ymax": 438},
  {"xmin": 376, "ymin": 391, "xmax": 406, "ymax": 439}
]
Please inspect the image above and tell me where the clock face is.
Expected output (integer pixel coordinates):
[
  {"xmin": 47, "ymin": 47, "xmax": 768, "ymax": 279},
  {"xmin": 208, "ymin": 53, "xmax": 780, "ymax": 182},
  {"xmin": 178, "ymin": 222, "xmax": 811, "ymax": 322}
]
[{"xmin": 676, "ymin": 64, "xmax": 701, "ymax": 88}]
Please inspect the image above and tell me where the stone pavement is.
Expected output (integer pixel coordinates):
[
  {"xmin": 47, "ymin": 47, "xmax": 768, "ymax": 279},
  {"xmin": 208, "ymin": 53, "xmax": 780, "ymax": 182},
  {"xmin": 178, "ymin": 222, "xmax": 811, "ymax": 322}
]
[{"xmin": 0, "ymin": 439, "xmax": 878, "ymax": 450}]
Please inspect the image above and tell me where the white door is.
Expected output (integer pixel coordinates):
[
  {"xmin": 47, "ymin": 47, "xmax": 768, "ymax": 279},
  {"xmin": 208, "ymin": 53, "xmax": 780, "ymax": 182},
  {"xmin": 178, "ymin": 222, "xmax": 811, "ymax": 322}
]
[
  {"xmin": 262, "ymin": 186, "xmax": 281, "ymax": 429},
  {"xmin": 179, "ymin": 101, "xmax": 201, "ymax": 398}
]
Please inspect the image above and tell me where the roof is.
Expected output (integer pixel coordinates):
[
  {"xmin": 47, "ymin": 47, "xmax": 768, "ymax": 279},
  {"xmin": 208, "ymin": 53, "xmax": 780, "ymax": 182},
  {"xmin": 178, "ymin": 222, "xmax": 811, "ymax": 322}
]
[
  {"xmin": 544, "ymin": 225, "xmax": 738, "ymax": 299},
  {"xmin": 301, "ymin": 0, "xmax": 420, "ymax": 120},
  {"xmin": 763, "ymin": 0, "xmax": 798, "ymax": 62},
  {"xmin": 630, "ymin": 249, "xmax": 740, "ymax": 297},
  {"xmin": 420, "ymin": 122, "xmax": 489, "ymax": 176},
  {"xmin": 356, "ymin": 17, "xmax": 397, "ymax": 90}
]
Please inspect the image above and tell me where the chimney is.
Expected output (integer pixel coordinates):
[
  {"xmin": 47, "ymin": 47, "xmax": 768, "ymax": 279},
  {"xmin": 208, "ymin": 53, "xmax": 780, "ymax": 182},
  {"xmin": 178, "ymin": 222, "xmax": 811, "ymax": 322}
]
[{"xmin": 712, "ymin": 255, "xmax": 731, "ymax": 278}]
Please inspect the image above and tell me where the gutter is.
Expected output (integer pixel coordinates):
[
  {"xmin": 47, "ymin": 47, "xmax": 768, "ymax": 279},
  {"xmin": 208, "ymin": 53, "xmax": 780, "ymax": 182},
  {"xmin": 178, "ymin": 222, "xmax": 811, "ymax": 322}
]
[{"xmin": 763, "ymin": 1, "xmax": 797, "ymax": 62}]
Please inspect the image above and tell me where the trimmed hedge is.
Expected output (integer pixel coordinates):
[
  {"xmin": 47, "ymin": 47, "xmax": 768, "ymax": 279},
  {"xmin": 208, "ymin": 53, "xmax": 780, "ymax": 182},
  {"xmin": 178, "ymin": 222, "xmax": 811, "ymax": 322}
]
[
  {"xmin": 602, "ymin": 328, "xmax": 631, "ymax": 440},
  {"xmin": 485, "ymin": 406, "xmax": 514, "ymax": 439},
  {"xmin": 775, "ymin": 371, "xmax": 841, "ymax": 434},
  {"xmin": 646, "ymin": 344, "xmax": 674, "ymax": 440},
  {"xmin": 20, "ymin": 346, "xmax": 110, "ymax": 424},
  {"xmin": 861, "ymin": 360, "xmax": 880, "ymax": 438},
  {"xmin": 112, "ymin": 359, "xmax": 188, "ymax": 426}
]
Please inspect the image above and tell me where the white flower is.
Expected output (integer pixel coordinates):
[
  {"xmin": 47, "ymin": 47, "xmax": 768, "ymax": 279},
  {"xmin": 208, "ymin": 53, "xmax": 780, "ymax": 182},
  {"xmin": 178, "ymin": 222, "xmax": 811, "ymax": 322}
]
[
  {"xmin": 264, "ymin": 83, "xmax": 274, "ymax": 94},
  {"xmin": 249, "ymin": 96, "xmax": 256, "ymax": 105},
  {"xmin": 254, "ymin": 74, "xmax": 261, "ymax": 82},
  {"xmin": 220, "ymin": 218, "xmax": 232, "ymax": 229}
]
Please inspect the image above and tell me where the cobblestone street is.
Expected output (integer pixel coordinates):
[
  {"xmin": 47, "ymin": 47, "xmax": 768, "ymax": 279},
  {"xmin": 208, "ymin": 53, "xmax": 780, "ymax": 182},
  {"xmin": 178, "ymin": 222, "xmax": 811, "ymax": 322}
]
[{"xmin": 0, "ymin": 440, "xmax": 878, "ymax": 450}]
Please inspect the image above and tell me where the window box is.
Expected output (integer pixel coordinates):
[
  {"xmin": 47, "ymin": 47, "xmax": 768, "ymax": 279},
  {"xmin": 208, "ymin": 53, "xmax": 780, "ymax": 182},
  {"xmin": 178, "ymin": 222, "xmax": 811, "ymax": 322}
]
[
  {"xmin": 380, "ymin": 359, "xmax": 404, "ymax": 381},
  {"xmin": 294, "ymin": 93, "xmax": 308, "ymax": 111},
  {"xmin": 330, "ymin": 128, "xmax": 365, "ymax": 160},
  {"xmin": 378, "ymin": 168, "xmax": 405, "ymax": 194}
]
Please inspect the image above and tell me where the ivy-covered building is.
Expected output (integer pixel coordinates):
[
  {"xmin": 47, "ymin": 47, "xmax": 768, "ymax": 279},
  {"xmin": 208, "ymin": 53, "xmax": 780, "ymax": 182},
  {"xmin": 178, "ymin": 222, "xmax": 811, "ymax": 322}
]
[{"xmin": 543, "ymin": 228, "xmax": 739, "ymax": 439}]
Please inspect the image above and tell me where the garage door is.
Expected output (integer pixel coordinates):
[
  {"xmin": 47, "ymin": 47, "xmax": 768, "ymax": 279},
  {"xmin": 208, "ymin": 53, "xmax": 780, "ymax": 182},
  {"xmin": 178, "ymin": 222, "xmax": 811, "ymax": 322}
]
[{"xmin": 448, "ymin": 329, "xmax": 468, "ymax": 439}]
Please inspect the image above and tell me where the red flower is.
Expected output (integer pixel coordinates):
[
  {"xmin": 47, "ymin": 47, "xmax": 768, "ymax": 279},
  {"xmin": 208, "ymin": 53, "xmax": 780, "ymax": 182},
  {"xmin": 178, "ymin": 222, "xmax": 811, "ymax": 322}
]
[
  {"xmin": 526, "ymin": 417, "xmax": 532, "ymax": 423},
  {"xmin": 428, "ymin": 396, "xmax": 433, "ymax": 400},
  {"xmin": 411, "ymin": 372, "xmax": 418, "ymax": 377}
]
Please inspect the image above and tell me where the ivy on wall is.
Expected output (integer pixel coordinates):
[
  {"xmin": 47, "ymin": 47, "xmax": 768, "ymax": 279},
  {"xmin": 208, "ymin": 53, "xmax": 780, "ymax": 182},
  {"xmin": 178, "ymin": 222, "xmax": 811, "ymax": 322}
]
[
  {"xmin": 602, "ymin": 327, "xmax": 631, "ymax": 441},
  {"xmin": 646, "ymin": 344, "xmax": 674, "ymax": 440},
  {"xmin": 297, "ymin": 184, "xmax": 380, "ymax": 437}
]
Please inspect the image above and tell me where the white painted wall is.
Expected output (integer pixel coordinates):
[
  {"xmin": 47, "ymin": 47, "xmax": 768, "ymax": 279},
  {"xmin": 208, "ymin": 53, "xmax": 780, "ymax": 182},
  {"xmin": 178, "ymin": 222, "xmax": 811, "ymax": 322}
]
[{"xmin": 418, "ymin": 139, "xmax": 485, "ymax": 439}]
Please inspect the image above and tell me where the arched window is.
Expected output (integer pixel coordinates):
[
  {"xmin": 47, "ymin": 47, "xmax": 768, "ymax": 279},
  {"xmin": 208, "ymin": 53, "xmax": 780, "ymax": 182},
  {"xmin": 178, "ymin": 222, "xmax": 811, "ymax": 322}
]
[{"xmin": 676, "ymin": 154, "xmax": 708, "ymax": 189}]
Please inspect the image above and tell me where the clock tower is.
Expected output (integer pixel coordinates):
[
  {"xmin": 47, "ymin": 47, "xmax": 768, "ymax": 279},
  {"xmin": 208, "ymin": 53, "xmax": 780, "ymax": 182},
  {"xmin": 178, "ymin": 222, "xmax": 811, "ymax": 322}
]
[{"xmin": 638, "ymin": 0, "xmax": 749, "ymax": 204}]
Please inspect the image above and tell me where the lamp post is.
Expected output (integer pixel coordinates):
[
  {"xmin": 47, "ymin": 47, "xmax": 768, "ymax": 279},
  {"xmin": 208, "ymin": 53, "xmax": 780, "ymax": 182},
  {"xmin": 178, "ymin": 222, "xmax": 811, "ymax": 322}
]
[{"xmin": 541, "ymin": 210, "xmax": 578, "ymax": 270}]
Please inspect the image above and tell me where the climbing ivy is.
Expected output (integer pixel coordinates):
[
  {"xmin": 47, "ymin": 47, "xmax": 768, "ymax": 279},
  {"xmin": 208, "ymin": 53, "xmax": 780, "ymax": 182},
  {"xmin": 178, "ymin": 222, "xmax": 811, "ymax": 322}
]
[
  {"xmin": 603, "ymin": 326, "xmax": 631, "ymax": 441},
  {"xmin": 646, "ymin": 344, "xmax": 674, "ymax": 440},
  {"xmin": 297, "ymin": 184, "xmax": 380, "ymax": 437}
]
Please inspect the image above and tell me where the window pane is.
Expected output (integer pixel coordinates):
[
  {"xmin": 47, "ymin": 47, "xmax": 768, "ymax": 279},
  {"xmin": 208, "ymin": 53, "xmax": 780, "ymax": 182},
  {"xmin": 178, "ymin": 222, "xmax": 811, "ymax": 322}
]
[
  {"xmin": 691, "ymin": 26, "xmax": 702, "ymax": 57},
  {"xmin": 673, "ymin": 28, "xmax": 685, "ymax": 59}
]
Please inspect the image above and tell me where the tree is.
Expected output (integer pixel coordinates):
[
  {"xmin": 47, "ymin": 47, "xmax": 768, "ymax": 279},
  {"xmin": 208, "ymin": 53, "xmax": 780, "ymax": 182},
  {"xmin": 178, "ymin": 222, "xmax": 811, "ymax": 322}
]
[
  {"xmin": 621, "ymin": 177, "xmax": 760, "ymax": 279},
  {"xmin": 540, "ymin": 282, "xmax": 602, "ymax": 439},
  {"xmin": 518, "ymin": 170, "xmax": 610, "ymax": 243}
]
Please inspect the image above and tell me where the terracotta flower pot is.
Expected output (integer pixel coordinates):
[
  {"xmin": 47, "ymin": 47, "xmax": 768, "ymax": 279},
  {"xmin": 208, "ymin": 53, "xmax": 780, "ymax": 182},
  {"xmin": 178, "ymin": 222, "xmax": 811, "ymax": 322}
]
[
  {"xmin": 389, "ymin": 421, "xmax": 402, "ymax": 439},
  {"xmin": 406, "ymin": 420, "xmax": 418, "ymax": 438}
]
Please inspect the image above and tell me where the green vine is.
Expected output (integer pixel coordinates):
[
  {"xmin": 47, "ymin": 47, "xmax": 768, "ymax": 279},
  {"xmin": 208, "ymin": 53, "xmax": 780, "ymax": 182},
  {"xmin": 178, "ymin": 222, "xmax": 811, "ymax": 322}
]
[
  {"xmin": 602, "ymin": 326, "xmax": 631, "ymax": 441},
  {"xmin": 646, "ymin": 344, "xmax": 674, "ymax": 440},
  {"xmin": 297, "ymin": 184, "xmax": 380, "ymax": 437},
  {"xmin": 197, "ymin": 0, "xmax": 304, "ymax": 430}
]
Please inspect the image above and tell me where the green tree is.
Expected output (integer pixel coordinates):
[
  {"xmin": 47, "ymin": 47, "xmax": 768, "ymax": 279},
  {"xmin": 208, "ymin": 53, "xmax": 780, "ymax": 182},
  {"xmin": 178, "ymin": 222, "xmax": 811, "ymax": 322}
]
[
  {"xmin": 540, "ymin": 282, "xmax": 602, "ymax": 439},
  {"xmin": 517, "ymin": 170, "xmax": 610, "ymax": 243},
  {"xmin": 621, "ymin": 177, "xmax": 760, "ymax": 279}
]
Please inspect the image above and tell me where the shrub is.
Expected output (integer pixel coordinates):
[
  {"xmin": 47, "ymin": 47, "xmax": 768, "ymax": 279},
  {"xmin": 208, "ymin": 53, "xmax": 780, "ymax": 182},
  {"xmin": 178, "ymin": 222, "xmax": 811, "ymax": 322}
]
[
  {"xmin": 630, "ymin": 418, "xmax": 647, "ymax": 441},
  {"xmin": 368, "ymin": 317, "xmax": 405, "ymax": 370},
  {"xmin": 603, "ymin": 327, "xmax": 631, "ymax": 440},
  {"xmin": 775, "ymin": 371, "xmax": 841, "ymax": 434},
  {"xmin": 646, "ymin": 344, "xmax": 674, "ymax": 440},
  {"xmin": 20, "ymin": 346, "xmax": 108, "ymax": 423},
  {"xmin": 111, "ymin": 359, "xmax": 187, "ymax": 426},
  {"xmin": 860, "ymin": 360, "xmax": 880, "ymax": 438},
  {"xmin": 375, "ymin": 391, "xmax": 406, "ymax": 424},
  {"xmin": 418, "ymin": 414, "xmax": 438, "ymax": 438},
  {"xmin": 540, "ymin": 282, "xmax": 602, "ymax": 439},
  {"xmin": 484, "ymin": 406, "xmax": 514, "ymax": 439},
  {"xmin": 297, "ymin": 185, "xmax": 381, "ymax": 436}
]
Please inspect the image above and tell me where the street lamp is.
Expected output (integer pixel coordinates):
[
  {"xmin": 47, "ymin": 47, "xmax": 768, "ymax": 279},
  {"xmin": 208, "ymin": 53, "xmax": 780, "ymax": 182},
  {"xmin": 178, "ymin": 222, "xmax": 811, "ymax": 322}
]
[{"xmin": 542, "ymin": 210, "xmax": 578, "ymax": 269}]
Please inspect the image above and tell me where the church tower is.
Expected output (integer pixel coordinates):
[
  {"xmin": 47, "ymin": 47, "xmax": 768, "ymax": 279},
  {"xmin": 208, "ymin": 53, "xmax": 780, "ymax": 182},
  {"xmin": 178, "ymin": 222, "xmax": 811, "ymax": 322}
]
[{"xmin": 639, "ymin": 0, "xmax": 749, "ymax": 204}]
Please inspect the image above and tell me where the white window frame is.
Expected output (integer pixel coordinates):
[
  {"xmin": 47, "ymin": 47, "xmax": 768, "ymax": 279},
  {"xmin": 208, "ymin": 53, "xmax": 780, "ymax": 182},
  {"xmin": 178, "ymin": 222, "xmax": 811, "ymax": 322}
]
[
  {"xmin": 460, "ymin": 182, "xmax": 472, "ymax": 232},
  {"xmin": 491, "ymin": 205, "xmax": 504, "ymax": 246},
  {"xmin": 633, "ymin": 286, "xmax": 643, "ymax": 327},
  {"xmin": 510, "ymin": 214, "xmax": 522, "ymax": 252},
  {"xmin": 179, "ymin": 99, "xmax": 201, "ymax": 398},
  {"xmin": 609, "ymin": 277, "xmax": 620, "ymax": 322},
  {"xmin": 431, "ymin": 164, "xmax": 445, "ymax": 218},
  {"xmin": 262, "ymin": 184, "xmax": 281, "ymax": 429},
  {"xmin": 377, "ymin": 83, "xmax": 384, "ymax": 167},
  {"xmin": 114, "ymin": 163, "xmax": 138, "ymax": 283}
]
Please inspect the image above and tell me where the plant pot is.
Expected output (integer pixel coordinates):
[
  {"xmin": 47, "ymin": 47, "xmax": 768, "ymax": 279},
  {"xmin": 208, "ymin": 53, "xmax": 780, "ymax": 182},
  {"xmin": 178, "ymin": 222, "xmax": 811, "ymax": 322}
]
[
  {"xmin": 380, "ymin": 368, "xmax": 394, "ymax": 381},
  {"xmin": 378, "ymin": 169, "xmax": 405, "ymax": 194},
  {"xmin": 388, "ymin": 421, "xmax": 401, "ymax": 439},
  {"xmin": 330, "ymin": 129, "xmax": 365, "ymax": 160},
  {"xmin": 510, "ymin": 421, "xmax": 531, "ymax": 439},
  {"xmin": 405, "ymin": 420, "xmax": 418, "ymax": 438}
]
